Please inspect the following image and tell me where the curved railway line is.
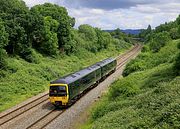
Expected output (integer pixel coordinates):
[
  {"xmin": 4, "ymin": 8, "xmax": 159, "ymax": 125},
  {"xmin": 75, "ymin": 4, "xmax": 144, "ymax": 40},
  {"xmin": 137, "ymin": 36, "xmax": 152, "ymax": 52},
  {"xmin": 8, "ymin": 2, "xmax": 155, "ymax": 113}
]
[
  {"xmin": 26, "ymin": 109, "xmax": 65, "ymax": 129},
  {"xmin": 0, "ymin": 93, "xmax": 49, "ymax": 126},
  {"xmin": 0, "ymin": 44, "xmax": 142, "ymax": 129}
]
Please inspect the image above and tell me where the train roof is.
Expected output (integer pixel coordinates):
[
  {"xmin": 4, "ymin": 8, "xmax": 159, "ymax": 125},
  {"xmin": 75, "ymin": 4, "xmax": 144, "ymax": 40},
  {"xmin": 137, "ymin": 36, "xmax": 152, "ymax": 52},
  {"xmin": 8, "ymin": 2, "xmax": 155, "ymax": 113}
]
[
  {"xmin": 50, "ymin": 63, "xmax": 101, "ymax": 84},
  {"xmin": 96, "ymin": 57, "xmax": 116, "ymax": 67},
  {"xmin": 50, "ymin": 57, "xmax": 116, "ymax": 85}
]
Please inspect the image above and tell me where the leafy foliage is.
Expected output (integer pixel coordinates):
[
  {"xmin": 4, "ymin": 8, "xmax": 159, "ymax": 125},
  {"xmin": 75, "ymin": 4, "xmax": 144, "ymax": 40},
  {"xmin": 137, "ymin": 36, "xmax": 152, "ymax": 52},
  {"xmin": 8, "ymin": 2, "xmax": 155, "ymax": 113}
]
[
  {"xmin": 38, "ymin": 16, "xmax": 59, "ymax": 56},
  {"xmin": 0, "ymin": 19, "xmax": 8, "ymax": 69},
  {"xmin": 84, "ymin": 35, "xmax": 180, "ymax": 129},
  {"xmin": 123, "ymin": 40, "xmax": 179, "ymax": 76},
  {"xmin": 149, "ymin": 31, "xmax": 170, "ymax": 52},
  {"xmin": 122, "ymin": 15, "xmax": 180, "ymax": 76},
  {"xmin": 0, "ymin": 0, "xmax": 131, "ymax": 62},
  {"xmin": 174, "ymin": 42, "xmax": 180, "ymax": 75},
  {"xmin": 30, "ymin": 3, "xmax": 73, "ymax": 54},
  {"xmin": 89, "ymin": 64, "xmax": 179, "ymax": 129}
]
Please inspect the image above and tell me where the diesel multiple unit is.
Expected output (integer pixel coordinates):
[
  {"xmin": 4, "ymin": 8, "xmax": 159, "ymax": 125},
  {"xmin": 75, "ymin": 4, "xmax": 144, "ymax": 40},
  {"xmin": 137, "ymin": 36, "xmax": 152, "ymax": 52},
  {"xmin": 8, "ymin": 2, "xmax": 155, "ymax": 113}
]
[{"xmin": 49, "ymin": 58, "xmax": 117, "ymax": 107}]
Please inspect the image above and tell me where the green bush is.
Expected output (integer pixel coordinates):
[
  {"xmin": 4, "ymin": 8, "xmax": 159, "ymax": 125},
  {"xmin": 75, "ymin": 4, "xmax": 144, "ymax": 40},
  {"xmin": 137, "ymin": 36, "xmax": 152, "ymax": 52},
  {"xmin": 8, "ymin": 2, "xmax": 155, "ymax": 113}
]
[
  {"xmin": 149, "ymin": 31, "xmax": 171, "ymax": 52},
  {"xmin": 174, "ymin": 42, "xmax": 180, "ymax": 75},
  {"xmin": 122, "ymin": 58, "xmax": 146, "ymax": 76},
  {"xmin": 141, "ymin": 45, "xmax": 150, "ymax": 52},
  {"xmin": 123, "ymin": 40, "xmax": 179, "ymax": 76},
  {"xmin": 174, "ymin": 53, "xmax": 180, "ymax": 75},
  {"xmin": 83, "ymin": 16, "xmax": 180, "ymax": 129},
  {"xmin": 88, "ymin": 64, "xmax": 180, "ymax": 129},
  {"xmin": 0, "ymin": 49, "xmax": 7, "ymax": 69},
  {"xmin": 109, "ymin": 78, "xmax": 140, "ymax": 99},
  {"xmin": 20, "ymin": 48, "xmax": 41, "ymax": 63}
]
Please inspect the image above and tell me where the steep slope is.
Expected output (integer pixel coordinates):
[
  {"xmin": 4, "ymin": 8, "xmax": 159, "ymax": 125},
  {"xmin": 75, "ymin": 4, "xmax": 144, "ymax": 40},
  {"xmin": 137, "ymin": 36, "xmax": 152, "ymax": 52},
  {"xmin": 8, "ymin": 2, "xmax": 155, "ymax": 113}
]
[{"xmin": 83, "ymin": 40, "xmax": 180, "ymax": 129}]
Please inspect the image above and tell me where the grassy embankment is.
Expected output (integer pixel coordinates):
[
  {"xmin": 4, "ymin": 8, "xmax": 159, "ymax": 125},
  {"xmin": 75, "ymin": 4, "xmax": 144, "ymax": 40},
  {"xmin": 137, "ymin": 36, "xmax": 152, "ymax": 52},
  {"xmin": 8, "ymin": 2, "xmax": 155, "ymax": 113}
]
[
  {"xmin": 0, "ymin": 44, "xmax": 131, "ymax": 112},
  {"xmin": 82, "ymin": 40, "xmax": 180, "ymax": 129}
]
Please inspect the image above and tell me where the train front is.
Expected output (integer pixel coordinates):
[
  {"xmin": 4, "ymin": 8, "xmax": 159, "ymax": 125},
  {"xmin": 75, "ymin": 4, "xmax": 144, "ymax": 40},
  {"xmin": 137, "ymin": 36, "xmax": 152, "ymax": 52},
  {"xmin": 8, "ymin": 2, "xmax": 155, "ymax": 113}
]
[{"xmin": 49, "ymin": 84, "xmax": 69, "ymax": 107}]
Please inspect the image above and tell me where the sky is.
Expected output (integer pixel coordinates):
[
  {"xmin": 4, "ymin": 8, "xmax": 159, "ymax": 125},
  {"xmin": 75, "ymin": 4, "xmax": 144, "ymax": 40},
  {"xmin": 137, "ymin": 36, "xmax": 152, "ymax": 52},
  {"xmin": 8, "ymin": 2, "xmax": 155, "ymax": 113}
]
[{"xmin": 23, "ymin": 0, "xmax": 180, "ymax": 30}]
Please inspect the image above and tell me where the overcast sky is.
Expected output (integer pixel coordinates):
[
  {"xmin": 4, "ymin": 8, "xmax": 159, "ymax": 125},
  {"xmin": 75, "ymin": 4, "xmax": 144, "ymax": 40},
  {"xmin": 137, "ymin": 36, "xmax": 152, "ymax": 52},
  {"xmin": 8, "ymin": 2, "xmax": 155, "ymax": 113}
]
[{"xmin": 23, "ymin": 0, "xmax": 180, "ymax": 29}]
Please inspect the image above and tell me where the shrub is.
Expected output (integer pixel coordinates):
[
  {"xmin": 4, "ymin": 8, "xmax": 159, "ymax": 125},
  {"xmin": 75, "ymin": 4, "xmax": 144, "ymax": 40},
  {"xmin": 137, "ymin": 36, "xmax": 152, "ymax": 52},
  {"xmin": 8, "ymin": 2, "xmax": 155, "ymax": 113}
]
[
  {"xmin": 174, "ymin": 42, "xmax": 180, "ymax": 75},
  {"xmin": 141, "ymin": 45, "xmax": 150, "ymax": 52},
  {"xmin": 20, "ymin": 48, "xmax": 41, "ymax": 63},
  {"xmin": 89, "ymin": 65, "xmax": 180, "ymax": 129},
  {"xmin": 109, "ymin": 78, "xmax": 140, "ymax": 99},
  {"xmin": 123, "ymin": 40, "xmax": 179, "ymax": 76},
  {"xmin": 0, "ymin": 49, "xmax": 7, "ymax": 69},
  {"xmin": 149, "ymin": 31, "xmax": 171, "ymax": 52},
  {"xmin": 123, "ymin": 59, "xmax": 146, "ymax": 76}
]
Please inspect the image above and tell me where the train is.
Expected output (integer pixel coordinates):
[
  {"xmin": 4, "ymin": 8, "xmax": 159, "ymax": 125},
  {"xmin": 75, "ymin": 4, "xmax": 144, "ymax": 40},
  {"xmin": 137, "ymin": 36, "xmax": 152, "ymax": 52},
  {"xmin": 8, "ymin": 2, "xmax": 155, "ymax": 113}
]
[{"xmin": 49, "ymin": 57, "xmax": 117, "ymax": 107}]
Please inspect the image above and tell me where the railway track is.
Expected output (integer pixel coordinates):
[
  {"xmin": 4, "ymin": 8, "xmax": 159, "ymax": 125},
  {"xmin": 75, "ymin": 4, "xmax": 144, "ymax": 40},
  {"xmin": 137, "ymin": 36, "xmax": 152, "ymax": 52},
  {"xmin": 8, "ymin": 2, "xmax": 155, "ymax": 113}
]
[
  {"xmin": 116, "ymin": 44, "xmax": 142, "ymax": 69},
  {"xmin": 26, "ymin": 109, "xmax": 65, "ymax": 129},
  {"xmin": 24, "ymin": 44, "xmax": 142, "ymax": 129},
  {"xmin": 0, "ymin": 93, "xmax": 49, "ymax": 126},
  {"xmin": 116, "ymin": 44, "xmax": 139, "ymax": 61},
  {"xmin": 0, "ymin": 44, "xmax": 142, "ymax": 129}
]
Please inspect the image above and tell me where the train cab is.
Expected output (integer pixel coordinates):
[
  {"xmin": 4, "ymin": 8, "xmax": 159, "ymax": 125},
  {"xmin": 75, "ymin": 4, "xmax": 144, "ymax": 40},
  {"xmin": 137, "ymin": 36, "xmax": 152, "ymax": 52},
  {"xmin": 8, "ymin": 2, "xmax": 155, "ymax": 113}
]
[{"xmin": 49, "ymin": 84, "xmax": 69, "ymax": 106}]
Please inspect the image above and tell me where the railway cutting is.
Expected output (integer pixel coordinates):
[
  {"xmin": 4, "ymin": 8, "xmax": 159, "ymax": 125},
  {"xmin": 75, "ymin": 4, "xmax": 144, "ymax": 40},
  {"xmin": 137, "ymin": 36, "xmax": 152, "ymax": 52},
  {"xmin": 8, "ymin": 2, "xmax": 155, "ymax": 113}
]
[{"xmin": 0, "ymin": 44, "xmax": 142, "ymax": 129}]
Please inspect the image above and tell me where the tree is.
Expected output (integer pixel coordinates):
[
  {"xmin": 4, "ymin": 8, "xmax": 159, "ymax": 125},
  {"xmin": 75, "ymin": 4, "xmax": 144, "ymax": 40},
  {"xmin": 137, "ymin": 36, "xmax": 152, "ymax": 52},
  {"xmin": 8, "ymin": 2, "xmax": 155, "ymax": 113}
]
[
  {"xmin": 0, "ymin": 0, "xmax": 30, "ymax": 56},
  {"xmin": 169, "ymin": 28, "xmax": 179, "ymax": 39},
  {"xmin": 37, "ymin": 16, "xmax": 59, "ymax": 56},
  {"xmin": 114, "ymin": 28, "xmax": 121, "ymax": 36},
  {"xmin": 5, "ymin": 20, "xmax": 28, "ymax": 55},
  {"xmin": 0, "ymin": 0, "xmax": 28, "ymax": 14},
  {"xmin": 30, "ymin": 3, "xmax": 73, "ymax": 53},
  {"xmin": 149, "ymin": 32, "xmax": 170, "ymax": 52},
  {"xmin": 78, "ymin": 24, "xmax": 98, "ymax": 42},
  {"xmin": 146, "ymin": 25, "xmax": 152, "ymax": 33},
  {"xmin": 95, "ymin": 28, "xmax": 111, "ymax": 50},
  {"xmin": 0, "ymin": 20, "xmax": 8, "ymax": 48},
  {"xmin": 110, "ymin": 28, "xmax": 124, "ymax": 40},
  {"xmin": 139, "ymin": 25, "xmax": 152, "ymax": 42},
  {"xmin": 78, "ymin": 24, "xmax": 99, "ymax": 52},
  {"xmin": 0, "ymin": 19, "xmax": 8, "ymax": 69},
  {"xmin": 70, "ymin": 17, "xmax": 75, "ymax": 27}
]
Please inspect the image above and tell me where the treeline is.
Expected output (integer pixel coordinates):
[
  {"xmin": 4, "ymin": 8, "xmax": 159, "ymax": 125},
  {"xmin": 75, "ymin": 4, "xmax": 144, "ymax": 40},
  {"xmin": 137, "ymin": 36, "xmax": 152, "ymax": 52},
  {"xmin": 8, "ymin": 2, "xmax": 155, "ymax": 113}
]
[
  {"xmin": 139, "ymin": 15, "xmax": 180, "ymax": 52},
  {"xmin": 123, "ymin": 15, "xmax": 180, "ymax": 76},
  {"xmin": 0, "ymin": 0, "xmax": 131, "ymax": 70}
]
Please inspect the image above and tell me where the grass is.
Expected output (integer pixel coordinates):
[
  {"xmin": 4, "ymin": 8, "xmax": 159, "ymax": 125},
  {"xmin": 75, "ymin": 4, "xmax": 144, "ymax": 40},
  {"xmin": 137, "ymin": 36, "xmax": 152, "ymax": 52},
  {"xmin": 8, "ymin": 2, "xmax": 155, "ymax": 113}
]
[
  {"xmin": 0, "ymin": 46, "xmax": 130, "ymax": 112},
  {"xmin": 82, "ymin": 40, "xmax": 180, "ymax": 129}
]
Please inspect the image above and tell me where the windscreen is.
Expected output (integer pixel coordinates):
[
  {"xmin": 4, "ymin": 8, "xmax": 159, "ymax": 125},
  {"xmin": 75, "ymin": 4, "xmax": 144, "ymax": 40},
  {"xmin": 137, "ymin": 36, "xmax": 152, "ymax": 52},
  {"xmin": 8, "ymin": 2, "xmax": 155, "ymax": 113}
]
[{"xmin": 49, "ymin": 86, "xmax": 67, "ymax": 96}]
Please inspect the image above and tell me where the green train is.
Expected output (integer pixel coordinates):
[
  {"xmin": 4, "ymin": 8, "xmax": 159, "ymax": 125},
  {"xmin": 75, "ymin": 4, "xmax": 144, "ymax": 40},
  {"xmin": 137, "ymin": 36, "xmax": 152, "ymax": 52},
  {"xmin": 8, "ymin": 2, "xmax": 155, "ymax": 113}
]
[{"xmin": 49, "ymin": 58, "xmax": 117, "ymax": 107}]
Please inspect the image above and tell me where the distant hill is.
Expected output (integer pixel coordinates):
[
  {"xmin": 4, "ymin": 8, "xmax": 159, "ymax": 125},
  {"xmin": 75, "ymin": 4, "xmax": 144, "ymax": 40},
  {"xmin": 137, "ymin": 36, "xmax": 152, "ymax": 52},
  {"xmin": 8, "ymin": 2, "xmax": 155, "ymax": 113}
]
[
  {"xmin": 121, "ymin": 29, "xmax": 142, "ymax": 35},
  {"xmin": 104, "ymin": 29, "xmax": 142, "ymax": 35}
]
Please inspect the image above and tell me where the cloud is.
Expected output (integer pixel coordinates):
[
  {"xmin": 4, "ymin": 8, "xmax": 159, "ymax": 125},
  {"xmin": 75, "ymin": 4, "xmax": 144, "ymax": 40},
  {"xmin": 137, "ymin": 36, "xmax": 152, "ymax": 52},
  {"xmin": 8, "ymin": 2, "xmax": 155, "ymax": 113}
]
[
  {"xmin": 24, "ymin": 0, "xmax": 64, "ymax": 7},
  {"xmin": 63, "ymin": 0, "xmax": 156, "ymax": 10},
  {"xmin": 67, "ymin": 1, "xmax": 180, "ymax": 29},
  {"xmin": 60, "ymin": 0, "xmax": 180, "ymax": 10},
  {"xmin": 23, "ymin": 0, "xmax": 180, "ymax": 29}
]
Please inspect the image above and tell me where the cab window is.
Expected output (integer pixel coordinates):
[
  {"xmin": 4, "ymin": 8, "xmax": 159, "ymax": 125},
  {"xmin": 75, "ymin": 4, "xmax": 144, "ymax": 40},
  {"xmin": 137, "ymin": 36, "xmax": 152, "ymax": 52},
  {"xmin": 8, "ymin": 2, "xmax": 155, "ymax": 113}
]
[{"xmin": 49, "ymin": 86, "xmax": 67, "ymax": 96}]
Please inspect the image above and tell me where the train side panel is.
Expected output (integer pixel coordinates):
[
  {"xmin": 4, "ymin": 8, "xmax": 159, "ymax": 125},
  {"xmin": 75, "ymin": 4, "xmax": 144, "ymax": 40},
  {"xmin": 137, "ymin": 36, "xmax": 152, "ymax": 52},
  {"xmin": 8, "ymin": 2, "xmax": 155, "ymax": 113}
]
[
  {"xmin": 68, "ymin": 69, "xmax": 100, "ymax": 100},
  {"xmin": 101, "ymin": 59, "xmax": 116, "ymax": 77}
]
